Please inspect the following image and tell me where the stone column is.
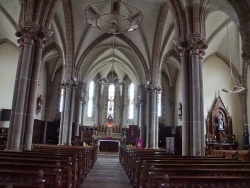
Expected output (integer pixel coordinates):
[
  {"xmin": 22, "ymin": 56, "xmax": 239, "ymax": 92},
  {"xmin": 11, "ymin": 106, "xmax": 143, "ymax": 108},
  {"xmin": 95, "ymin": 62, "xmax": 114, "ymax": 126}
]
[
  {"xmin": 239, "ymin": 90, "xmax": 248, "ymax": 127},
  {"xmin": 58, "ymin": 84, "xmax": 66, "ymax": 145},
  {"xmin": 138, "ymin": 85, "xmax": 145, "ymax": 141},
  {"xmin": 155, "ymin": 90, "xmax": 160, "ymax": 149},
  {"xmin": 74, "ymin": 96, "xmax": 83, "ymax": 138},
  {"xmin": 176, "ymin": 39, "xmax": 190, "ymax": 155},
  {"xmin": 140, "ymin": 94, "xmax": 146, "ymax": 146},
  {"xmin": 187, "ymin": 35, "xmax": 206, "ymax": 156},
  {"xmin": 199, "ymin": 47, "xmax": 206, "ymax": 156},
  {"xmin": 145, "ymin": 90, "xmax": 150, "ymax": 148},
  {"xmin": 24, "ymin": 35, "xmax": 48, "ymax": 150},
  {"xmin": 97, "ymin": 85, "xmax": 102, "ymax": 127},
  {"xmin": 9, "ymin": 27, "xmax": 38, "ymax": 151},
  {"xmin": 60, "ymin": 82, "xmax": 71, "ymax": 145},
  {"xmin": 150, "ymin": 89, "xmax": 157, "ymax": 148},
  {"xmin": 67, "ymin": 83, "xmax": 76, "ymax": 145},
  {"xmin": 146, "ymin": 84, "xmax": 161, "ymax": 148},
  {"xmin": 169, "ymin": 87, "xmax": 175, "ymax": 130},
  {"xmin": 137, "ymin": 99, "xmax": 142, "ymax": 135},
  {"xmin": 190, "ymin": 47, "xmax": 201, "ymax": 156},
  {"xmin": 42, "ymin": 121, "xmax": 48, "ymax": 143},
  {"xmin": 6, "ymin": 41, "xmax": 24, "ymax": 150}
]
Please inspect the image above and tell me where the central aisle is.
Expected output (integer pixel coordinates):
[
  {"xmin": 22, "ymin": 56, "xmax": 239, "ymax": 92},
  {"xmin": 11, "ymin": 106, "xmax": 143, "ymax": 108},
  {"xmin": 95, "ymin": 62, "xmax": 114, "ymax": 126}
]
[{"xmin": 80, "ymin": 152, "xmax": 131, "ymax": 188}]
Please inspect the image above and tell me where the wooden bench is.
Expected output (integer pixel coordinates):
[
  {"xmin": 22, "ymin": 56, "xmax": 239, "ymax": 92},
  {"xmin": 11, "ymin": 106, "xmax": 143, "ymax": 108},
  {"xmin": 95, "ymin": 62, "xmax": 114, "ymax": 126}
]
[
  {"xmin": 144, "ymin": 166, "xmax": 250, "ymax": 188},
  {"xmin": 151, "ymin": 174, "xmax": 250, "ymax": 188},
  {"xmin": 0, "ymin": 169, "xmax": 51, "ymax": 188},
  {"xmin": 120, "ymin": 147, "xmax": 250, "ymax": 188},
  {"xmin": 0, "ymin": 144, "xmax": 98, "ymax": 188}
]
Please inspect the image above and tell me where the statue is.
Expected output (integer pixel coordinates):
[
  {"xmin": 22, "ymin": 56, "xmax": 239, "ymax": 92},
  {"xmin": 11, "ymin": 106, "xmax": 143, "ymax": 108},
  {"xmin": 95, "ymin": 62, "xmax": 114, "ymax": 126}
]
[
  {"xmin": 36, "ymin": 94, "xmax": 44, "ymax": 114},
  {"xmin": 218, "ymin": 114, "xmax": 224, "ymax": 130},
  {"xmin": 243, "ymin": 129, "xmax": 249, "ymax": 145}
]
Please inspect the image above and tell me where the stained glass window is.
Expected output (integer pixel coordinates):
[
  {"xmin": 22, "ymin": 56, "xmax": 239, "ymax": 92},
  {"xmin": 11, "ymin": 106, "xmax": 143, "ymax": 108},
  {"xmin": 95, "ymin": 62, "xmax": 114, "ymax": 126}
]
[
  {"xmin": 87, "ymin": 81, "xmax": 95, "ymax": 117},
  {"xmin": 128, "ymin": 83, "xmax": 134, "ymax": 119},
  {"xmin": 107, "ymin": 84, "xmax": 115, "ymax": 117}
]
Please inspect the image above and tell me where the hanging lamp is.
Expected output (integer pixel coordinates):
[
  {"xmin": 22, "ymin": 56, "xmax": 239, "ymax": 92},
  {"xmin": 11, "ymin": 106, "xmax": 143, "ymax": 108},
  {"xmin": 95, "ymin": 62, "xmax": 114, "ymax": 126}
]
[
  {"xmin": 221, "ymin": 15, "xmax": 245, "ymax": 93},
  {"xmin": 85, "ymin": 0, "xmax": 143, "ymax": 34}
]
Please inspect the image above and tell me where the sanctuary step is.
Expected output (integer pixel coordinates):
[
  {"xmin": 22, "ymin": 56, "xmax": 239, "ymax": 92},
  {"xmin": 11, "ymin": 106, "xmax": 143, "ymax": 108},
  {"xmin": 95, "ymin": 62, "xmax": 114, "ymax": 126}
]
[{"xmin": 80, "ymin": 152, "xmax": 130, "ymax": 188}]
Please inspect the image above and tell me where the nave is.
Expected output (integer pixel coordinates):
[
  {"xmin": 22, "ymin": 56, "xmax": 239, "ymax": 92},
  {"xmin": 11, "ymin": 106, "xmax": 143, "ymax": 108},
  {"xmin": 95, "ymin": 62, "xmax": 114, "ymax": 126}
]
[{"xmin": 80, "ymin": 152, "xmax": 130, "ymax": 188}]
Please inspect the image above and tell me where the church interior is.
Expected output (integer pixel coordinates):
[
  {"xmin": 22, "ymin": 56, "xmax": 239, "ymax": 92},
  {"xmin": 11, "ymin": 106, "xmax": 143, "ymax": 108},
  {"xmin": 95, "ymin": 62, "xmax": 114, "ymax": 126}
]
[{"xmin": 0, "ymin": 0, "xmax": 250, "ymax": 187}]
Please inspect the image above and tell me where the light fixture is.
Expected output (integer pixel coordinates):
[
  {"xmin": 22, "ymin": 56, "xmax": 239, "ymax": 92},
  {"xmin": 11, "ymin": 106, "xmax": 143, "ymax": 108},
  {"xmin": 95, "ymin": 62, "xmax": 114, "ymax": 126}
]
[
  {"xmin": 85, "ymin": 0, "xmax": 143, "ymax": 34},
  {"xmin": 97, "ymin": 35, "xmax": 126, "ymax": 86},
  {"xmin": 222, "ymin": 15, "xmax": 245, "ymax": 94}
]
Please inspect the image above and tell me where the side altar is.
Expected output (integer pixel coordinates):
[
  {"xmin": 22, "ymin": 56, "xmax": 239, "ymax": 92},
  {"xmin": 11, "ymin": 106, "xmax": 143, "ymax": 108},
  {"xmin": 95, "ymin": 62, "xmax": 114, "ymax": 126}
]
[{"xmin": 205, "ymin": 96, "xmax": 238, "ymax": 150}]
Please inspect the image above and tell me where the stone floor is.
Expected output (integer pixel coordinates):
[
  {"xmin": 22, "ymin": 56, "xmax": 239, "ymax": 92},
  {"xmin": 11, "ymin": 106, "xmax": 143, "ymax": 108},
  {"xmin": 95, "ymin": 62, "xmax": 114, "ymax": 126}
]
[{"xmin": 80, "ymin": 152, "xmax": 131, "ymax": 188}]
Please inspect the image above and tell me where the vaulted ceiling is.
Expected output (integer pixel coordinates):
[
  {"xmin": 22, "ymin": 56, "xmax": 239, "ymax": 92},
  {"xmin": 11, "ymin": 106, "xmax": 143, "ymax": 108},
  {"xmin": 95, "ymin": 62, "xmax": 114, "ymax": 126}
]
[{"xmin": 0, "ymin": 0, "xmax": 243, "ymax": 87}]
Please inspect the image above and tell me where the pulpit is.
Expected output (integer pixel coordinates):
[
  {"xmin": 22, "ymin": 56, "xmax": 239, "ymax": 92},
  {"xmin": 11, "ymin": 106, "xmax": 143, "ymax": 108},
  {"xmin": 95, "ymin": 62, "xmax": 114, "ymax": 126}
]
[{"xmin": 205, "ymin": 96, "xmax": 238, "ymax": 150}]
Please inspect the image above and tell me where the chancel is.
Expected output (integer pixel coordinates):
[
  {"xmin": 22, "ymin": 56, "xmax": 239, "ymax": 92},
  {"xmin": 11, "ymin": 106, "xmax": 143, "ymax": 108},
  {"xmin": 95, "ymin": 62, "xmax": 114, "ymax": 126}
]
[{"xmin": 1, "ymin": 0, "xmax": 250, "ymax": 187}]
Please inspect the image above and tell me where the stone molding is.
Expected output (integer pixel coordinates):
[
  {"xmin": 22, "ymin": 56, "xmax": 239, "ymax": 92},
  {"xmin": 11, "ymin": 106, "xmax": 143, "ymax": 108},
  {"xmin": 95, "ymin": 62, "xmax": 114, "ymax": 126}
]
[
  {"xmin": 242, "ymin": 45, "xmax": 250, "ymax": 65},
  {"xmin": 15, "ymin": 21, "xmax": 52, "ymax": 48},
  {"xmin": 145, "ymin": 83, "xmax": 162, "ymax": 93}
]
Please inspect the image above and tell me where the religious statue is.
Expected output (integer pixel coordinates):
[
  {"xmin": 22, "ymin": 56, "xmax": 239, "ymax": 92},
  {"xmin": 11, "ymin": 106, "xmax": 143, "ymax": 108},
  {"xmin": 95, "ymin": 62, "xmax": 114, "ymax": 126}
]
[
  {"xmin": 218, "ymin": 114, "xmax": 224, "ymax": 130},
  {"xmin": 36, "ymin": 94, "xmax": 44, "ymax": 114},
  {"xmin": 178, "ymin": 102, "xmax": 182, "ymax": 116},
  {"xmin": 243, "ymin": 129, "xmax": 249, "ymax": 145}
]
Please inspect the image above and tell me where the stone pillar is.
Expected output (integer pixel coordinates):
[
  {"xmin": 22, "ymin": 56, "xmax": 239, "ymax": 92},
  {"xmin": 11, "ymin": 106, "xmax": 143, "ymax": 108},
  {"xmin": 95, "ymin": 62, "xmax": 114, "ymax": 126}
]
[
  {"xmin": 24, "ymin": 35, "xmax": 48, "ymax": 150},
  {"xmin": 74, "ymin": 96, "xmax": 83, "ymax": 138},
  {"xmin": 138, "ymin": 85, "xmax": 145, "ymax": 143},
  {"xmin": 199, "ymin": 48, "xmax": 206, "ymax": 156},
  {"xmin": 155, "ymin": 90, "xmax": 160, "ymax": 149},
  {"xmin": 146, "ymin": 84, "xmax": 161, "ymax": 148},
  {"xmin": 176, "ymin": 40, "xmax": 191, "ymax": 156},
  {"xmin": 189, "ymin": 44, "xmax": 201, "ymax": 156},
  {"xmin": 140, "ymin": 95, "xmax": 146, "ymax": 146},
  {"xmin": 7, "ymin": 25, "xmax": 41, "ymax": 151},
  {"xmin": 145, "ymin": 90, "xmax": 150, "ymax": 148},
  {"xmin": 137, "ymin": 99, "xmax": 142, "ymax": 134},
  {"xmin": 60, "ymin": 82, "xmax": 72, "ymax": 145},
  {"xmin": 58, "ymin": 84, "xmax": 66, "ymax": 145},
  {"xmin": 169, "ymin": 87, "xmax": 175, "ymax": 130},
  {"xmin": 187, "ymin": 35, "xmax": 207, "ymax": 156},
  {"xmin": 12, "ymin": 34, "xmax": 34, "ymax": 151},
  {"xmin": 239, "ymin": 90, "xmax": 248, "ymax": 128},
  {"xmin": 67, "ymin": 83, "xmax": 76, "ymax": 145},
  {"xmin": 6, "ymin": 42, "xmax": 24, "ymax": 150},
  {"xmin": 42, "ymin": 121, "xmax": 48, "ymax": 143},
  {"xmin": 98, "ymin": 97, "xmax": 103, "ymax": 125}
]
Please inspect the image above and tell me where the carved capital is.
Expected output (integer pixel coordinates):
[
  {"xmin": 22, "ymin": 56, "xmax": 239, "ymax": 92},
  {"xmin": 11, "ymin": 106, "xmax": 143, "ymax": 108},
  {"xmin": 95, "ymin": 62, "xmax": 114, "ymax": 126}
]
[
  {"xmin": 174, "ymin": 37, "xmax": 189, "ymax": 57},
  {"xmin": 61, "ymin": 80, "xmax": 78, "ymax": 91},
  {"xmin": 242, "ymin": 45, "xmax": 250, "ymax": 65},
  {"xmin": 16, "ymin": 21, "xmax": 52, "ymax": 48},
  {"xmin": 35, "ymin": 28, "xmax": 52, "ymax": 48},
  {"xmin": 145, "ymin": 83, "xmax": 162, "ymax": 93},
  {"xmin": 187, "ymin": 33, "xmax": 207, "ymax": 56}
]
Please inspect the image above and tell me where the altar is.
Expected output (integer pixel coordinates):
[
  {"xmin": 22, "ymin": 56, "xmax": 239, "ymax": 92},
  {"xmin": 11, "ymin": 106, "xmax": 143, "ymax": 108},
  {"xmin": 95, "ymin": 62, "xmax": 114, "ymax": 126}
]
[
  {"xmin": 205, "ymin": 96, "xmax": 238, "ymax": 150},
  {"xmin": 98, "ymin": 139, "xmax": 120, "ymax": 152}
]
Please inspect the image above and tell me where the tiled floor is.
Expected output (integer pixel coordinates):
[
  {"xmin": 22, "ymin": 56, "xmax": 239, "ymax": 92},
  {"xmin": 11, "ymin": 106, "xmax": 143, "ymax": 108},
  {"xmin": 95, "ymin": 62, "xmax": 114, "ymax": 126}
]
[{"xmin": 80, "ymin": 152, "xmax": 131, "ymax": 188}]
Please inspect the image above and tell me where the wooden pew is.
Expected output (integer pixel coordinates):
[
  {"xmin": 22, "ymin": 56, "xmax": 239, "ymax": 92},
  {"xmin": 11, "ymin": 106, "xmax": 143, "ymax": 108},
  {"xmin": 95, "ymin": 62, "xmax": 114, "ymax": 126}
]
[
  {"xmin": 120, "ymin": 147, "xmax": 250, "ymax": 188},
  {"xmin": 0, "ymin": 144, "xmax": 98, "ymax": 187},
  {"xmin": 0, "ymin": 169, "xmax": 50, "ymax": 188},
  {"xmin": 0, "ymin": 144, "xmax": 98, "ymax": 188},
  {"xmin": 144, "ymin": 166, "xmax": 250, "ymax": 188},
  {"xmin": 151, "ymin": 174, "xmax": 250, "ymax": 188}
]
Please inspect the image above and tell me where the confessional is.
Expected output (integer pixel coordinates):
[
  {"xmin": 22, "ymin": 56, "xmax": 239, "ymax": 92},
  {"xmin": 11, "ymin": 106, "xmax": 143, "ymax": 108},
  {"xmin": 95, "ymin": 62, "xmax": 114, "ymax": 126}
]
[{"xmin": 205, "ymin": 96, "xmax": 238, "ymax": 150}]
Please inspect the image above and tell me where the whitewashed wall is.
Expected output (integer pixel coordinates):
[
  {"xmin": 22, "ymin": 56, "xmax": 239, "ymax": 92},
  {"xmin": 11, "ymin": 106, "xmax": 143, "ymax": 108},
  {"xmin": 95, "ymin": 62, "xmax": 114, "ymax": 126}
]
[
  {"xmin": 0, "ymin": 43, "xmax": 18, "ymax": 128},
  {"xmin": 203, "ymin": 55, "xmax": 243, "ymax": 148}
]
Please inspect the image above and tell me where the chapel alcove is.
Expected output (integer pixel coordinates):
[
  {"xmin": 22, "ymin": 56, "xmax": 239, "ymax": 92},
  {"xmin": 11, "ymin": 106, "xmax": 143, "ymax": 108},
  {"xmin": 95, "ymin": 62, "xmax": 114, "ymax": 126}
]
[{"xmin": 205, "ymin": 96, "xmax": 238, "ymax": 150}]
